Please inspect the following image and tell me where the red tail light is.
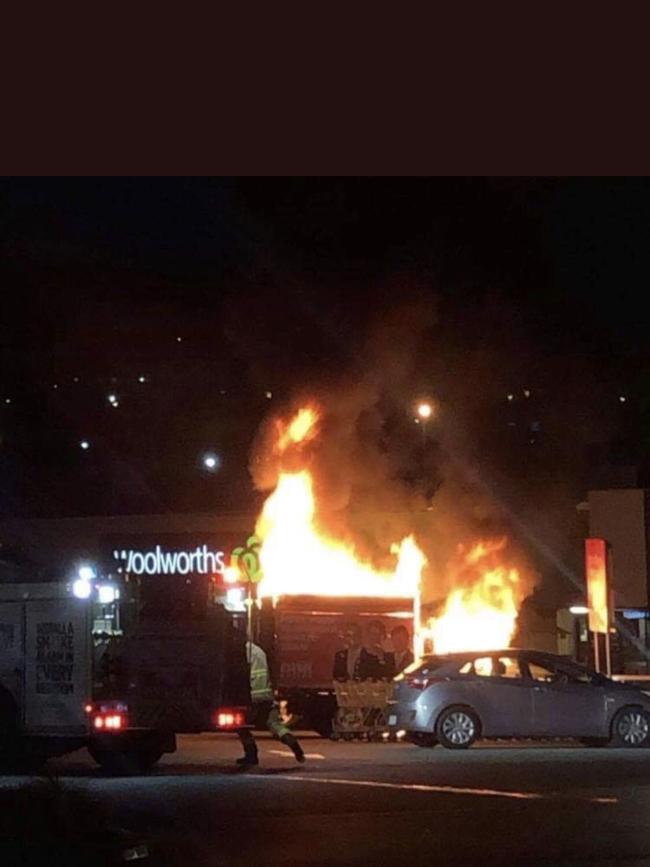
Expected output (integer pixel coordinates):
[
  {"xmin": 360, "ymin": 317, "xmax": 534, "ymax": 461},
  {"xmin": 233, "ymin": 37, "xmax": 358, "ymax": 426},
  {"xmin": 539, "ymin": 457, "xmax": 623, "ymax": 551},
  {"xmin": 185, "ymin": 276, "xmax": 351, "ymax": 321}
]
[
  {"xmin": 93, "ymin": 712, "xmax": 127, "ymax": 730},
  {"xmin": 86, "ymin": 702, "xmax": 129, "ymax": 732},
  {"xmin": 404, "ymin": 674, "xmax": 442, "ymax": 690},
  {"xmin": 213, "ymin": 707, "xmax": 247, "ymax": 729}
]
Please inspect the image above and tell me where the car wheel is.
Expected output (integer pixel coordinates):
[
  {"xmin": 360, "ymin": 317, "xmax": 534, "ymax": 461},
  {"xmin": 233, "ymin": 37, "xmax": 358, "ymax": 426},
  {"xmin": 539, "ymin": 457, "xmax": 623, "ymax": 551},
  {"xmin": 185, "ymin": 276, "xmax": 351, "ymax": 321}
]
[
  {"xmin": 436, "ymin": 706, "xmax": 480, "ymax": 750},
  {"xmin": 409, "ymin": 732, "xmax": 438, "ymax": 748},
  {"xmin": 611, "ymin": 707, "xmax": 650, "ymax": 748}
]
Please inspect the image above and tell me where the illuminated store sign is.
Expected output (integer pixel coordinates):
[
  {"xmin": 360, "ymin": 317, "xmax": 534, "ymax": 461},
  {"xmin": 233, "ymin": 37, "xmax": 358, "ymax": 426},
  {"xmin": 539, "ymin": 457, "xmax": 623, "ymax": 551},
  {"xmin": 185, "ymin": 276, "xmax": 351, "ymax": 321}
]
[{"xmin": 113, "ymin": 544, "xmax": 226, "ymax": 576}]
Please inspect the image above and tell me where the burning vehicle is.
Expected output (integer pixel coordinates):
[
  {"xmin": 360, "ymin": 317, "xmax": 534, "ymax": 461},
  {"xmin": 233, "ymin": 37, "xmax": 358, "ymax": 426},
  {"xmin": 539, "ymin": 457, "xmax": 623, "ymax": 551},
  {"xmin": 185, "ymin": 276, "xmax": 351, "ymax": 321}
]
[{"xmin": 230, "ymin": 404, "xmax": 529, "ymax": 736}]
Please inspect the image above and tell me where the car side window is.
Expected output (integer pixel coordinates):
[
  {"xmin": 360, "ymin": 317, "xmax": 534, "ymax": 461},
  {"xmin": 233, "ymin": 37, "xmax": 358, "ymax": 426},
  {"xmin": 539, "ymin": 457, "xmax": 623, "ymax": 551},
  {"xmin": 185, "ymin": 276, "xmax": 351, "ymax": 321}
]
[
  {"xmin": 469, "ymin": 655, "xmax": 522, "ymax": 679},
  {"xmin": 528, "ymin": 661, "xmax": 557, "ymax": 683},
  {"xmin": 527, "ymin": 659, "xmax": 592, "ymax": 685}
]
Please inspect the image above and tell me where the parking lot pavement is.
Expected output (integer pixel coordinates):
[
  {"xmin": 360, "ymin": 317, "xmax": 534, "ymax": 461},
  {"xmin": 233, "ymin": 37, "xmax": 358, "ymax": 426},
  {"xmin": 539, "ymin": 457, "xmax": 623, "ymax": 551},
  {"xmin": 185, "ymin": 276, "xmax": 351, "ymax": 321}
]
[{"xmin": 4, "ymin": 735, "xmax": 650, "ymax": 865}]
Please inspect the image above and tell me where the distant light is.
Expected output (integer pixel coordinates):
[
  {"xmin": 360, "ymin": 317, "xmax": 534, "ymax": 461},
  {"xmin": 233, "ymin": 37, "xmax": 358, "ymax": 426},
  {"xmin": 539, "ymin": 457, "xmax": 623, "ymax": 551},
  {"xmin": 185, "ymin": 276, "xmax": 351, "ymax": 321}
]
[
  {"xmin": 53, "ymin": 383, "xmax": 59, "ymax": 390},
  {"xmin": 507, "ymin": 393, "xmax": 514, "ymax": 402},
  {"xmin": 202, "ymin": 452, "xmax": 221, "ymax": 472},
  {"xmin": 523, "ymin": 389, "xmax": 531, "ymax": 398},
  {"xmin": 72, "ymin": 578, "xmax": 92, "ymax": 599},
  {"xmin": 138, "ymin": 375, "xmax": 147, "ymax": 384},
  {"xmin": 176, "ymin": 336, "xmax": 183, "ymax": 343},
  {"xmin": 97, "ymin": 584, "xmax": 116, "ymax": 604},
  {"xmin": 4, "ymin": 398, "xmax": 11, "ymax": 405},
  {"xmin": 265, "ymin": 391, "xmax": 273, "ymax": 399},
  {"xmin": 80, "ymin": 440, "xmax": 90, "ymax": 450},
  {"xmin": 619, "ymin": 395, "xmax": 627, "ymax": 403},
  {"xmin": 569, "ymin": 605, "xmax": 589, "ymax": 615},
  {"xmin": 107, "ymin": 393, "xmax": 118, "ymax": 405},
  {"xmin": 73, "ymin": 377, "xmax": 79, "ymax": 383},
  {"xmin": 413, "ymin": 417, "xmax": 420, "ymax": 424},
  {"xmin": 111, "ymin": 401, "xmax": 119, "ymax": 408},
  {"xmin": 417, "ymin": 402, "xmax": 432, "ymax": 420},
  {"xmin": 78, "ymin": 565, "xmax": 96, "ymax": 582}
]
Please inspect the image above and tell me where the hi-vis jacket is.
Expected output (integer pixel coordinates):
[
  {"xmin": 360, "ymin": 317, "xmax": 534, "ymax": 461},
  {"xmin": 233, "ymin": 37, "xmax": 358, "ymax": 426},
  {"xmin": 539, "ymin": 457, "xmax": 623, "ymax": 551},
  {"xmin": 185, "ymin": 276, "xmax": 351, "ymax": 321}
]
[{"xmin": 246, "ymin": 641, "xmax": 274, "ymax": 703}]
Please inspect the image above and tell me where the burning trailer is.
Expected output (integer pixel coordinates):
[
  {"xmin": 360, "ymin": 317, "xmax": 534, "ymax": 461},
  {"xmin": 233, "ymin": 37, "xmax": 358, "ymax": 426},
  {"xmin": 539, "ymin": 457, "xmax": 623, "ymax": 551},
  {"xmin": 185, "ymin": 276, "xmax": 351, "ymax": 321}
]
[{"xmin": 231, "ymin": 404, "xmax": 527, "ymax": 736}]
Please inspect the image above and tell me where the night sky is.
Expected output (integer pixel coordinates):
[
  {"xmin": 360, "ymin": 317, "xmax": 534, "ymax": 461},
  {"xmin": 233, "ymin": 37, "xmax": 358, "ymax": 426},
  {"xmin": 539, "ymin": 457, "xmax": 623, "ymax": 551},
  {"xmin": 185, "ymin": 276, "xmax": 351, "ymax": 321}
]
[{"xmin": 1, "ymin": 177, "xmax": 649, "ymax": 557}]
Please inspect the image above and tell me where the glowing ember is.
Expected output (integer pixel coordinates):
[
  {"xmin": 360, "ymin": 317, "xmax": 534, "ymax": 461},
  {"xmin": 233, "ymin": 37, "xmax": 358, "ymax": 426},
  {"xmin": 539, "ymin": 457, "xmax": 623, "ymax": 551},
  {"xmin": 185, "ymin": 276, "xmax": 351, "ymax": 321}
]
[
  {"xmin": 425, "ymin": 538, "xmax": 522, "ymax": 654},
  {"xmin": 256, "ymin": 406, "xmax": 425, "ymax": 600}
]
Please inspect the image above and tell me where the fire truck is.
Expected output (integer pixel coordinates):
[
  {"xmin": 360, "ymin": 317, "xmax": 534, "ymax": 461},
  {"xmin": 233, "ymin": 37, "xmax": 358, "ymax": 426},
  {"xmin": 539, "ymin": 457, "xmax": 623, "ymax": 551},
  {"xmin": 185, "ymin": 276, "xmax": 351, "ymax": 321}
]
[{"xmin": 0, "ymin": 571, "xmax": 251, "ymax": 774}]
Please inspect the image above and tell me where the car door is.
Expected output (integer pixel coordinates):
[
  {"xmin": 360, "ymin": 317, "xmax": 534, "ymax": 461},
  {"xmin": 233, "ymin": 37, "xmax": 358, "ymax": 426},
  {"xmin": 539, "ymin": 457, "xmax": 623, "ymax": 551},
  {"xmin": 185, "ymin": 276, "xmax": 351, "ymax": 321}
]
[
  {"xmin": 524, "ymin": 655, "xmax": 608, "ymax": 738},
  {"xmin": 466, "ymin": 654, "xmax": 535, "ymax": 737}
]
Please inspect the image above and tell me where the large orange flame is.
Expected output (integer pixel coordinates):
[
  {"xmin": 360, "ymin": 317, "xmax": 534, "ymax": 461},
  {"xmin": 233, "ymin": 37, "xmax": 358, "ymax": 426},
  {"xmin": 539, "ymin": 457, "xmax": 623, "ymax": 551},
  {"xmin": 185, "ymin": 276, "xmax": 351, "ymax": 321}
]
[
  {"xmin": 256, "ymin": 406, "xmax": 425, "ymax": 600},
  {"xmin": 253, "ymin": 405, "xmax": 526, "ymax": 659},
  {"xmin": 425, "ymin": 538, "xmax": 522, "ymax": 654}
]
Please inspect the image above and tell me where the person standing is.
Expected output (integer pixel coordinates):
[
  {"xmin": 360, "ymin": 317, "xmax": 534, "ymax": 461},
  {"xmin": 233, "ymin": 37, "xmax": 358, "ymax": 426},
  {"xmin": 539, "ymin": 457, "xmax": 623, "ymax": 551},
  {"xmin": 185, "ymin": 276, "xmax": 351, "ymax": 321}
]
[{"xmin": 236, "ymin": 641, "xmax": 305, "ymax": 767}]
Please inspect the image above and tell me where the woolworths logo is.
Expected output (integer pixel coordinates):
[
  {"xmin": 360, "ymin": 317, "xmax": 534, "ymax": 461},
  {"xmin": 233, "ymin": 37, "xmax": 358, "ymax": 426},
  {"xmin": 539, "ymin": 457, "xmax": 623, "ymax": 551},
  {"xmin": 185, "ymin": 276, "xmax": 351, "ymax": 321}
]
[{"xmin": 113, "ymin": 545, "xmax": 227, "ymax": 576}]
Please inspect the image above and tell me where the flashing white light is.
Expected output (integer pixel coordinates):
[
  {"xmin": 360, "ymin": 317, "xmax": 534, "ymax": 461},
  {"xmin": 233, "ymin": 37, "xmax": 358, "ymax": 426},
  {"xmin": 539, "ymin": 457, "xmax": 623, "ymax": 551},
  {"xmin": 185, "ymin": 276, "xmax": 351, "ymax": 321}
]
[
  {"xmin": 226, "ymin": 588, "xmax": 247, "ymax": 612},
  {"xmin": 523, "ymin": 389, "xmax": 531, "ymax": 398},
  {"xmin": 72, "ymin": 578, "xmax": 92, "ymax": 599},
  {"xmin": 417, "ymin": 402, "xmax": 433, "ymax": 419},
  {"xmin": 80, "ymin": 440, "xmax": 90, "ymax": 450},
  {"xmin": 97, "ymin": 585, "xmax": 116, "ymax": 604},
  {"xmin": 224, "ymin": 566, "xmax": 240, "ymax": 584},
  {"xmin": 265, "ymin": 391, "xmax": 273, "ymax": 399},
  {"xmin": 507, "ymin": 393, "xmax": 514, "ymax": 402},
  {"xmin": 176, "ymin": 336, "xmax": 183, "ymax": 343},
  {"xmin": 619, "ymin": 395, "xmax": 627, "ymax": 403},
  {"xmin": 78, "ymin": 565, "xmax": 96, "ymax": 581},
  {"xmin": 4, "ymin": 398, "xmax": 11, "ymax": 405},
  {"xmin": 569, "ymin": 605, "xmax": 589, "ymax": 615},
  {"xmin": 107, "ymin": 393, "xmax": 118, "ymax": 405},
  {"xmin": 138, "ymin": 375, "xmax": 147, "ymax": 383},
  {"xmin": 53, "ymin": 384, "xmax": 58, "ymax": 390}
]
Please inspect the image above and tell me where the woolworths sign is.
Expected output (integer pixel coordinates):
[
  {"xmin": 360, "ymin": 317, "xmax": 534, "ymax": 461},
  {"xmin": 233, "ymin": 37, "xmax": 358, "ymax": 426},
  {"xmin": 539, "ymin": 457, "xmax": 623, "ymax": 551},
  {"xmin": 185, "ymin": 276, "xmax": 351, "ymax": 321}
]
[{"xmin": 113, "ymin": 544, "xmax": 227, "ymax": 576}]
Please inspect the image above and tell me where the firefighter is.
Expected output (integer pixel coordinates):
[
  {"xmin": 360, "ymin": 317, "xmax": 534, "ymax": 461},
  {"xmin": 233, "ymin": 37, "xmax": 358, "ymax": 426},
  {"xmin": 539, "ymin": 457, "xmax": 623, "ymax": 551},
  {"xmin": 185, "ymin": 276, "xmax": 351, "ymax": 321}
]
[{"xmin": 236, "ymin": 640, "xmax": 305, "ymax": 767}]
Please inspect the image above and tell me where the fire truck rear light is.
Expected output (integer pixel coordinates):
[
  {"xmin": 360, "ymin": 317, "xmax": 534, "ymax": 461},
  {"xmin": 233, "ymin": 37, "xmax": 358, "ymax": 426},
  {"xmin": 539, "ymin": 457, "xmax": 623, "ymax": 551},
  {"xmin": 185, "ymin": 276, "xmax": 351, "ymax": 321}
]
[
  {"xmin": 92, "ymin": 711, "xmax": 127, "ymax": 730},
  {"xmin": 213, "ymin": 707, "xmax": 246, "ymax": 729}
]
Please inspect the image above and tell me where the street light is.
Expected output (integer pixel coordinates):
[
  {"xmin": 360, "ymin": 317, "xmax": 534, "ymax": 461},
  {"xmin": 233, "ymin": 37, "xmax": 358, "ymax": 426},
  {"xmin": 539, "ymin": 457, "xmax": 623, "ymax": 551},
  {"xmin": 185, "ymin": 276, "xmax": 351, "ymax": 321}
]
[{"xmin": 201, "ymin": 452, "xmax": 221, "ymax": 473}]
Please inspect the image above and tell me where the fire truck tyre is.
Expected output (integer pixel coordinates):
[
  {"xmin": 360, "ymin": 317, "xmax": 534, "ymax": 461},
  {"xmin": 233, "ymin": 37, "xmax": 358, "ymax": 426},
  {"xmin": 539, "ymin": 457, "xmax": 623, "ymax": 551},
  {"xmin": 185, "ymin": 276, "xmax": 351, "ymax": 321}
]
[
  {"xmin": 610, "ymin": 707, "xmax": 650, "ymax": 748},
  {"xmin": 89, "ymin": 746, "xmax": 163, "ymax": 776},
  {"xmin": 409, "ymin": 732, "xmax": 438, "ymax": 748},
  {"xmin": 436, "ymin": 706, "xmax": 480, "ymax": 750}
]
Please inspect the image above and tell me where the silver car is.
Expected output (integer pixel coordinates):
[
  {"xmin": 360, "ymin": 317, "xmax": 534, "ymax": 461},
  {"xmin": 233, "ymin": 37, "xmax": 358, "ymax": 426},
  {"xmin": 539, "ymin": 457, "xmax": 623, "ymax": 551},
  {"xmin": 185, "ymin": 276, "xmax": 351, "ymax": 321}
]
[{"xmin": 390, "ymin": 649, "xmax": 650, "ymax": 749}]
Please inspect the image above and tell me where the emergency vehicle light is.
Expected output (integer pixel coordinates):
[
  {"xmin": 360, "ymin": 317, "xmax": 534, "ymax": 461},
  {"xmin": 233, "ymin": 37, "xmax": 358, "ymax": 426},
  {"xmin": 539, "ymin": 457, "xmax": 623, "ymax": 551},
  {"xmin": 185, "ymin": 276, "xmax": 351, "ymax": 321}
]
[
  {"xmin": 213, "ymin": 707, "xmax": 247, "ymax": 729},
  {"xmin": 93, "ymin": 712, "xmax": 126, "ymax": 730}
]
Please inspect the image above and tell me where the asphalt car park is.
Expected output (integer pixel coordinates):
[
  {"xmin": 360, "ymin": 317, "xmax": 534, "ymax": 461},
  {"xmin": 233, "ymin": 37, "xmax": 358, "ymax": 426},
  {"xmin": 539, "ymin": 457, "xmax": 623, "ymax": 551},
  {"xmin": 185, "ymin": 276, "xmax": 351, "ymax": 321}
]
[{"xmin": 4, "ymin": 733, "xmax": 650, "ymax": 865}]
